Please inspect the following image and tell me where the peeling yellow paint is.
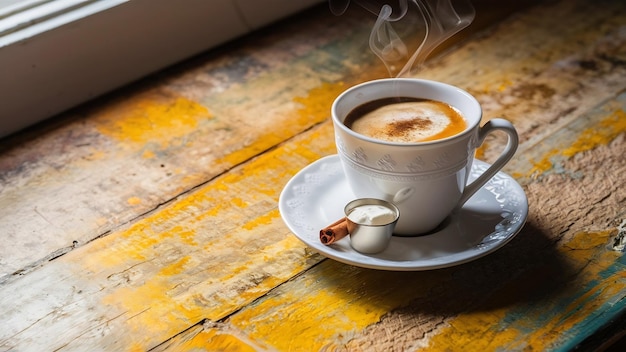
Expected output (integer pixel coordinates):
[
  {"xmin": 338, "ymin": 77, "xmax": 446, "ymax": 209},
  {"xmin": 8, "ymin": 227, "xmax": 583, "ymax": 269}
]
[
  {"xmin": 142, "ymin": 149, "xmax": 156, "ymax": 159},
  {"xmin": 127, "ymin": 197, "xmax": 142, "ymax": 206},
  {"xmin": 214, "ymin": 81, "xmax": 344, "ymax": 168},
  {"xmin": 228, "ymin": 264, "xmax": 448, "ymax": 351},
  {"xmin": 426, "ymin": 308, "xmax": 520, "ymax": 351},
  {"xmin": 101, "ymin": 278, "xmax": 203, "ymax": 338},
  {"xmin": 498, "ymin": 80, "xmax": 513, "ymax": 92},
  {"xmin": 67, "ymin": 81, "xmax": 341, "ymax": 349},
  {"xmin": 529, "ymin": 109, "xmax": 626, "ymax": 176},
  {"xmin": 423, "ymin": 229, "xmax": 623, "ymax": 351},
  {"xmin": 202, "ymin": 201, "xmax": 233, "ymax": 218},
  {"xmin": 292, "ymin": 81, "xmax": 346, "ymax": 122},
  {"xmin": 565, "ymin": 229, "xmax": 615, "ymax": 255},
  {"xmin": 177, "ymin": 227, "xmax": 198, "ymax": 246},
  {"xmin": 227, "ymin": 281, "xmax": 390, "ymax": 351},
  {"xmin": 72, "ymin": 129, "xmax": 332, "ymax": 347},
  {"xmin": 128, "ymin": 342, "xmax": 145, "ymax": 352},
  {"xmin": 562, "ymin": 109, "xmax": 626, "ymax": 157},
  {"xmin": 528, "ymin": 149, "xmax": 559, "ymax": 176},
  {"xmin": 230, "ymin": 197, "xmax": 247, "ymax": 208},
  {"xmin": 475, "ymin": 143, "xmax": 486, "ymax": 161},
  {"xmin": 242, "ymin": 209, "xmax": 279, "ymax": 230},
  {"xmin": 185, "ymin": 329, "xmax": 259, "ymax": 352},
  {"xmin": 94, "ymin": 90, "xmax": 212, "ymax": 149},
  {"xmin": 477, "ymin": 78, "xmax": 514, "ymax": 95},
  {"xmin": 159, "ymin": 255, "xmax": 192, "ymax": 276}
]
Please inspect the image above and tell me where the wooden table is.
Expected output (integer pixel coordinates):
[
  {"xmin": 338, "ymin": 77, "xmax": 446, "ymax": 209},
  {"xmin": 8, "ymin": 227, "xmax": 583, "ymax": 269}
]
[{"xmin": 1, "ymin": 0, "xmax": 625, "ymax": 350}]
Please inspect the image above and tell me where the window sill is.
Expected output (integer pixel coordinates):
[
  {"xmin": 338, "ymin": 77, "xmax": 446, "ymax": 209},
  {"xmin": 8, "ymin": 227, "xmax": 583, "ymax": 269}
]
[{"xmin": 0, "ymin": 0, "xmax": 322, "ymax": 138}]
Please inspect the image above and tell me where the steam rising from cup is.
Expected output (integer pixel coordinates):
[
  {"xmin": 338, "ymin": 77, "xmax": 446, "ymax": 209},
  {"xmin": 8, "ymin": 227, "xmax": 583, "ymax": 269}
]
[{"xmin": 329, "ymin": 0, "xmax": 475, "ymax": 77}]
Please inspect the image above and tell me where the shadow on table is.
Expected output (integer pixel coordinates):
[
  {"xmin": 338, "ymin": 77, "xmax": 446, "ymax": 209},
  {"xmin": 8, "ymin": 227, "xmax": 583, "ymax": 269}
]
[{"xmin": 321, "ymin": 219, "xmax": 580, "ymax": 316}]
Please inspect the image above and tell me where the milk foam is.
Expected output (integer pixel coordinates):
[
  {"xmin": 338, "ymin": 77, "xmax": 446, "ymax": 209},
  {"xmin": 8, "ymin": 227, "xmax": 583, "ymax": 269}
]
[{"xmin": 350, "ymin": 101, "xmax": 460, "ymax": 143}]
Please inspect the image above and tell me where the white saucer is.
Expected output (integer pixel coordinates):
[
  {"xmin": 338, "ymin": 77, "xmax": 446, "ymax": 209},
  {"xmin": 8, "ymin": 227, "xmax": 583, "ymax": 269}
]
[{"xmin": 278, "ymin": 154, "xmax": 528, "ymax": 271}]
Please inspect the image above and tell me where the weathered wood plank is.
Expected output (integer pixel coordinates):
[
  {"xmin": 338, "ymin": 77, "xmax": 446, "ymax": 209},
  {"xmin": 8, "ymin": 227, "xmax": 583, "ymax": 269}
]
[
  {"xmin": 151, "ymin": 323, "xmax": 270, "ymax": 352},
  {"xmin": 0, "ymin": 122, "xmax": 336, "ymax": 351},
  {"xmin": 510, "ymin": 92, "xmax": 626, "ymax": 182}
]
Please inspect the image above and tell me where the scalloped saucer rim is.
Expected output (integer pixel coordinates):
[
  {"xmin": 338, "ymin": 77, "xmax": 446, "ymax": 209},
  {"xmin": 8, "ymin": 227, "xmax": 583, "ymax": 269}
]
[{"xmin": 278, "ymin": 154, "xmax": 528, "ymax": 271}]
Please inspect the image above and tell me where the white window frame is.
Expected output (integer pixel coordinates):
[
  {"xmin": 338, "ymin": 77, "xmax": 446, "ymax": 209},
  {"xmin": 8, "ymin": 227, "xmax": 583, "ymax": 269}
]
[{"xmin": 0, "ymin": 0, "xmax": 322, "ymax": 138}]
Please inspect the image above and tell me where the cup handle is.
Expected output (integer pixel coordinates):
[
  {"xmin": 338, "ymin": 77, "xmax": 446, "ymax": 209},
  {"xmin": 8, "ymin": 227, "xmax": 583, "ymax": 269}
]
[{"xmin": 458, "ymin": 118, "xmax": 519, "ymax": 206}]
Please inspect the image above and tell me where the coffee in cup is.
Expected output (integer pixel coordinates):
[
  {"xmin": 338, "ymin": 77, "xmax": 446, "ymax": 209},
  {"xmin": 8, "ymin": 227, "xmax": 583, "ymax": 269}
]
[
  {"xmin": 332, "ymin": 78, "xmax": 519, "ymax": 235},
  {"xmin": 344, "ymin": 97, "xmax": 467, "ymax": 143}
]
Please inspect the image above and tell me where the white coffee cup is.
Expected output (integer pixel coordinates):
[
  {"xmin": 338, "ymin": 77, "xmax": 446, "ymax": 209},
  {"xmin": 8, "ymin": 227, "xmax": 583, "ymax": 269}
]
[{"xmin": 332, "ymin": 78, "xmax": 518, "ymax": 235}]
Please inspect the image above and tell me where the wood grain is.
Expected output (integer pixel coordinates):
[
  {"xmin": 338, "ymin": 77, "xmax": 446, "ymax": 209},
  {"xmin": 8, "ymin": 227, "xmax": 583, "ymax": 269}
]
[{"xmin": 0, "ymin": 0, "xmax": 625, "ymax": 350}]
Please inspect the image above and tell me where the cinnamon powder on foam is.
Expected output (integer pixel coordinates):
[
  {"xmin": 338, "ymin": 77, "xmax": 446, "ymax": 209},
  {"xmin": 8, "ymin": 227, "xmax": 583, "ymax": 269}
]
[{"xmin": 349, "ymin": 100, "xmax": 466, "ymax": 143}]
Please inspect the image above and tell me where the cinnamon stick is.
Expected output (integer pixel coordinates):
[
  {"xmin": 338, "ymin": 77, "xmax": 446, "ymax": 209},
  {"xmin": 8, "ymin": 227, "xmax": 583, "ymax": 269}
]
[{"xmin": 320, "ymin": 217, "xmax": 349, "ymax": 245}]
